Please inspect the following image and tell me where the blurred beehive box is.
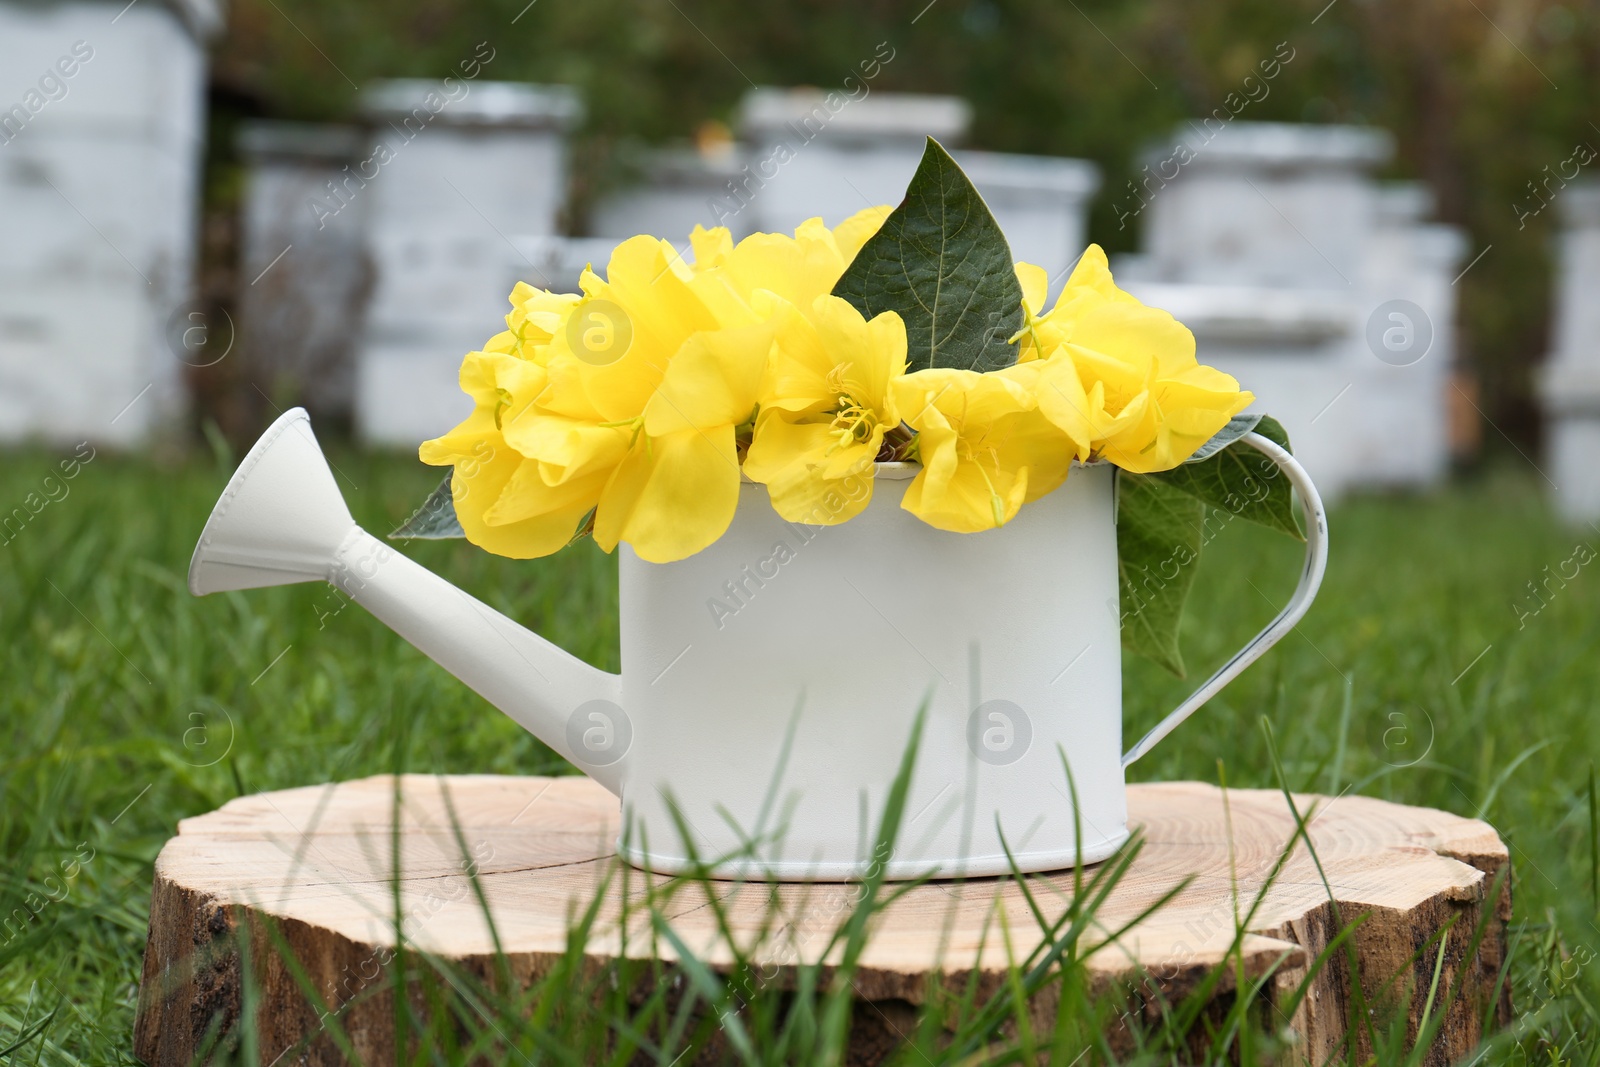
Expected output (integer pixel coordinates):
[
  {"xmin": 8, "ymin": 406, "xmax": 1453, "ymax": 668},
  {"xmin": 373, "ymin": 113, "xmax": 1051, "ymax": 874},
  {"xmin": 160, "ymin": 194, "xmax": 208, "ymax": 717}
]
[
  {"xmin": 1539, "ymin": 182, "xmax": 1600, "ymax": 522},
  {"xmin": 0, "ymin": 0, "xmax": 221, "ymax": 446},
  {"xmin": 1115, "ymin": 122, "xmax": 1466, "ymax": 499}
]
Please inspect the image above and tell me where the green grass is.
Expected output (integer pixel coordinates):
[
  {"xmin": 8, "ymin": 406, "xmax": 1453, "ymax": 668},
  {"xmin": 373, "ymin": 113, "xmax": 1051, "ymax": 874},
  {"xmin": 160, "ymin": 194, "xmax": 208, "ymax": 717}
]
[{"xmin": 2, "ymin": 442, "xmax": 1598, "ymax": 1063}]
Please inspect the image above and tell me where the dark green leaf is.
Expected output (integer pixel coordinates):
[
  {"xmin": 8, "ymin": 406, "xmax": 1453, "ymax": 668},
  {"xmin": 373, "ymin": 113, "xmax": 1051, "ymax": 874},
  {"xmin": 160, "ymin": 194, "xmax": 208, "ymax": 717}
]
[
  {"xmin": 389, "ymin": 475, "xmax": 465, "ymax": 540},
  {"xmin": 832, "ymin": 137, "xmax": 1023, "ymax": 374},
  {"xmin": 1252, "ymin": 414, "xmax": 1291, "ymax": 452},
  {"xmin": 566, "ymin": 506, "xmax": 597, "ymax": 547},
  {"xmin": 1183, "ymin": 413, "xmax": 1263, "ymax": 463},
  {"xmin": 1151, "ymin": 415, "xmax": 1302, "ymax": 540},
  {"xmin": 1115, "ymin": 473, "xmax": 1205, "ymax": 677}
]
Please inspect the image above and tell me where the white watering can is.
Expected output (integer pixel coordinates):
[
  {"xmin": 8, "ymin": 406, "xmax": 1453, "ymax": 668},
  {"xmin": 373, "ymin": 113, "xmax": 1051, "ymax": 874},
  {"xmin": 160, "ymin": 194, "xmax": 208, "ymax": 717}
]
[{"xmin": 190, "ymin": 407, "xmax": 1327, "ymax": 880}]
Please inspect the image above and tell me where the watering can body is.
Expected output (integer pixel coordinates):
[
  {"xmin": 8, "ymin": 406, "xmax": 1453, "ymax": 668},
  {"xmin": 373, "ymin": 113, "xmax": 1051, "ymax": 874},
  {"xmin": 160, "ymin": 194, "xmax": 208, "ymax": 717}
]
[{"xmin": 190, "ymin": 408, "xmax": 1326, "ymax": 880}]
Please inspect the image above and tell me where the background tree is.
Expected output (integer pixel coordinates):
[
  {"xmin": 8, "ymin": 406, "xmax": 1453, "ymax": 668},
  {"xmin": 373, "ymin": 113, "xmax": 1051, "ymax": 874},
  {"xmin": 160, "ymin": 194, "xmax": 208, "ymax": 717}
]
[{"xmin": 204, "ymin": 0, "xmax": 1600, "ymax": 452}]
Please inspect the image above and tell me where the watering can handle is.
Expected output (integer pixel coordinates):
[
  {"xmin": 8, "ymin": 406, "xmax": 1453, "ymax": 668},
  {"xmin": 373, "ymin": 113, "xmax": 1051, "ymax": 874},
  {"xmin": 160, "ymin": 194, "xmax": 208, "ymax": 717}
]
[{"xmin": 1121, "ymin": 431, "xmax": 1330, "ymax": 767}]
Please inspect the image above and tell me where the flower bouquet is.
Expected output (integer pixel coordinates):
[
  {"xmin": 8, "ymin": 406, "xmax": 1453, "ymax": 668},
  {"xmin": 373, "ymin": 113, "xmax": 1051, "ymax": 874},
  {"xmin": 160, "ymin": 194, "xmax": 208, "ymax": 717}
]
[{"xmin": 400, "ymin": 139, "xmax": 1304, "ymax": 675}]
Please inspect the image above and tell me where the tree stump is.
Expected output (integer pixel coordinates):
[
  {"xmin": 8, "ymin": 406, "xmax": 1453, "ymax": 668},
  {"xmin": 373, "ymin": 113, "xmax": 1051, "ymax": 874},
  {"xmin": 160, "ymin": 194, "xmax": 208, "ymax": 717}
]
[{"xmin": 135, "ymin": 775, "xmax": 1510, "ymax": 1065}]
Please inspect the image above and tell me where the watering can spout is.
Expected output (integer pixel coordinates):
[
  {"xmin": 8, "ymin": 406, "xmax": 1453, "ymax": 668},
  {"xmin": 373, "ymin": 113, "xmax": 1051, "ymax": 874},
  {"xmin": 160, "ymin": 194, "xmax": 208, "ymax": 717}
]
[{"xmin": 188, "ymin": 408, "xmax": 627, "ymax": 795}]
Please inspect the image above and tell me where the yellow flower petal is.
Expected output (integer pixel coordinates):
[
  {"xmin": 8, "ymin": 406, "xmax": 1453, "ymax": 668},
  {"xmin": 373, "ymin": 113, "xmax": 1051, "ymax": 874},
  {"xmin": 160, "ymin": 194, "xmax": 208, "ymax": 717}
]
[
  {"xmin": 745, "ymin": 297, "xmax": 907, "ymax": 521},
  {"xmin": 482, "ymin": 464, "xmax": 608, "ymax": 528},
  {"xmin": 419, "ymin": 351, "xmax": 548, "ymax": 467},
  {"xmin": 759, "ymin": 297, "xmax": 838, "ymax": 415},
  {"xmin": 892, "ymin": 368, "xmax": 1074, "ymax": 532},
  {"xmin": 687, "ymin": 210, "xmax": 888, "ymax": 325},
  {"xmin": 504, "ymin": 282, "xmax": 581, "ymax": 361},
  {"xmin": 699, "ymin": 230, "xmax": 845, "ymax": 315},
  {"xmin": 900, "ymin": 456, "xmax": 1029, "ymax": 533},
  {"xmin": 1067, "ymin": 299, "xmax": 1197, "ymax": 379},
  {"xmin": 444, "ymin": 437, "xmax": 588, "ymax": 560},
  {"xmin": 501, "ymin": 413, "xmax": 632, "ymax": 486},
  {"xmin": 594, "ymin": 428, "xmax": 742, "ymax": 563},
  {"xmin": 642, "ymin": 322, "xmax": 774, "ymax": 438},
  {"xmin": 1029, "ymin": 353, "xmax": 1096, "ymax": 461},
  {"xmin": 808, "ymin": 297, "xmax": 907, "ymax": 417},
  {"xmin": 689, "ymin": 224, "xmax": 734, "ymax": 269},
  {"xmin": 832, "ymin": 205, "xmax": 892, "ymax": 263},
  {"xmin": 541, "ymin": 236, "xmax": 721, "ymax": 423},
  {"xmin": 743, "ymin": 412, "xmax": 876, "ymax": 525},
  {"xmin": 1015, "ymin": 262, "xmax": 1049, "ymax": 318},
  {"xmin": 1056, "ymin": 244, "xmax": 1139, "ymax": 311}
]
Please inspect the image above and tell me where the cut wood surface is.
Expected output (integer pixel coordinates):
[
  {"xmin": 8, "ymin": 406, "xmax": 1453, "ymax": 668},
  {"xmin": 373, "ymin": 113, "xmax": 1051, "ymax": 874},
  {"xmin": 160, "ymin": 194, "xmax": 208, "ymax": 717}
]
[{"xmin": 135, "ymin": 774, "xmax": 1510, "ymax": 1065}]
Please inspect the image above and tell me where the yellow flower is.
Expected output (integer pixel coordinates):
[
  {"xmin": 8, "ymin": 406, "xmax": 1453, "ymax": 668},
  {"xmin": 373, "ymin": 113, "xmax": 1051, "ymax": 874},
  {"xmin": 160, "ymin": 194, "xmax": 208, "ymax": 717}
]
[
  {"xmin": 1023, "ymin": 245, "xmax": 1253, "ymax": 472},
  {"xmin": 890, "ymin": 366, "xmax": 1076, "ymax": 533},
  {"xmin": 687, "ymin": 206, "xmax": 893, "ymax": 324},
  {"xmin": 480, "ymin": 209, "xmax": 894, "ymax": 563},
  {"xmin": 1013, "ymin": 247, "xmax": 1143, "ymax": 361},
  {"xmin": 426, "ymin": 216, "xmax": 1249, "ymax": 562},
  {"xmin": 431, "ymin": 234, "xmax": 747, "ymax": 563},
  {"xmin": 418, "ymin": 351, "xmax": 597, "ymax": 559},
  {"xmin": 742, "ymin": 295, "xmax": 907, "ymax": 525},
  {"xmin": 591, "ymin": 320, "xmax": 776, "ymax": 562},
  {"xmin": 537, "ymin": 235, "xmax": 723, "ymax": 422},
  {"xmin": 481, "ymin": 281, "xmax": 582, "ymax": 361},
  {"xmin": 489, "ymin": 233, "xmax": 726, "ymax": 555},
  {"xmin": 493, "ymin": 235, "xmax": 779, "ymax": 563}
]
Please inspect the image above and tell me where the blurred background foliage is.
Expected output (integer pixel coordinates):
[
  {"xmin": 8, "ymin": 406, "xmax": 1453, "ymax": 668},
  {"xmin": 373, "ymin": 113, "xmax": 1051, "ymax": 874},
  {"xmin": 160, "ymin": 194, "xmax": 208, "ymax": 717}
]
[{"xmin": 203, "ymin": 0, "xmax": 1600, "ymax": 446}]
